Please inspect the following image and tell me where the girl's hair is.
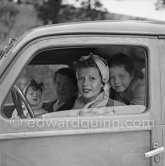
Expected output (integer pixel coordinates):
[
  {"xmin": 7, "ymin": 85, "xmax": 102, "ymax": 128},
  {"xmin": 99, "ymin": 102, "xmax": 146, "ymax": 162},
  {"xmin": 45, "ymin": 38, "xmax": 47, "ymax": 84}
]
[
  {"xmin": 108, "ymin": 52, "xmax": 135, "ymax": 76},
  {"xmin": 53, "ymin": 67, "xmax": 77, "ymax": 86},
  {"xmin": 24, "ymin": 79, "xmax": 44, "ymax": 95}
]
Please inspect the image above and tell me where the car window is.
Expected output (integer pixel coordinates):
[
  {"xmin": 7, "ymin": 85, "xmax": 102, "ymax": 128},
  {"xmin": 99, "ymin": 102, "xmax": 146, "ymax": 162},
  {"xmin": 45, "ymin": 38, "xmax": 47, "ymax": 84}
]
[{"xmin": 2, "ymin": 45, "xmax": 147, "ymax": 119}]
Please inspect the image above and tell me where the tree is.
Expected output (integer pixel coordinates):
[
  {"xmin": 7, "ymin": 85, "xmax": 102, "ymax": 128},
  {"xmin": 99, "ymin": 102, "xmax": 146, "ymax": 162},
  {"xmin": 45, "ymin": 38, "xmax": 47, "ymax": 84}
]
[
  {"xmin": 162, "ymin": 0, "xmax": 165, "ymax": 5},
  {"xmin": 35, "ymin": 0, "xmax": 108, "ymax": 24},
  {"xmin": 35, "ymin": 0, "xmax": 62, "ymax": 24},
  {"xmin": 155, "ymin": 0, "xmax": 165, "ymax": 10},
  {"xmin": 0, "ymin": 1, "xmax": 18, "ymax": 42},
  {"xmin": 77, "ymin": 0, "xmax": 107, "ymax": 20}
]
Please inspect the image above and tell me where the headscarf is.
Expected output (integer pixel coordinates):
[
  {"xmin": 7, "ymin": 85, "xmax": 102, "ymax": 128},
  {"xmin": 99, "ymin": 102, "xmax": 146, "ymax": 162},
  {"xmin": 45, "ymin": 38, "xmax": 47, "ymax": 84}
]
[{"xmin": 73, "ymin": 53, "xmax": 110, "ymax": 110}]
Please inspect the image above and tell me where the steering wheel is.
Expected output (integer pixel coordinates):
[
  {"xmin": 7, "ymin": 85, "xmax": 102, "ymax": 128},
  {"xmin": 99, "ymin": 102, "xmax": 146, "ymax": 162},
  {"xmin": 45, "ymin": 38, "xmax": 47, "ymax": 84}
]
[{"xmin": 11, "ymin": 85, "xmax": 35, "ymax": 118}]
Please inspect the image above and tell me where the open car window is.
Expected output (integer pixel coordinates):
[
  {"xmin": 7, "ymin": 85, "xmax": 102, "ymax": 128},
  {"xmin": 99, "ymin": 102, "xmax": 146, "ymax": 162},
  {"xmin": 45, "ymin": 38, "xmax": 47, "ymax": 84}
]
[{"xmin": 2, "ymin": 45, "xmax": 146, "ymax": 119}]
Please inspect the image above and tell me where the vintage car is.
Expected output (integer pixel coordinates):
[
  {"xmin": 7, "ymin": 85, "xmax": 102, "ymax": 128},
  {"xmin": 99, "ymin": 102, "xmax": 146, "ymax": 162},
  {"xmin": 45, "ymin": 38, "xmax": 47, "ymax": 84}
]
[{"xmin": 0, "ymin": 20, "xmax": 165, "ymax": 166}]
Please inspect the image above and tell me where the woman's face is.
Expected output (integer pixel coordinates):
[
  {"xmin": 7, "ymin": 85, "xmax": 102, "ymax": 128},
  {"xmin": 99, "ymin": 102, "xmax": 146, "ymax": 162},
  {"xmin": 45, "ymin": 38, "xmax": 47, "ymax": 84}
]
[
  {"xmin": 109, "ymin": 65, "xmax": 133, "ymax": 93},
  {"xmin": 26, "ymin": 87, "xmax": 42, "ymax": 107},
  {"xmin": 55, "ymin": 74, "xmax": 76, "ymax": 103},
  {"xmin": 77, "ymin": 67, "xmax": 103, "ymax": 102}
]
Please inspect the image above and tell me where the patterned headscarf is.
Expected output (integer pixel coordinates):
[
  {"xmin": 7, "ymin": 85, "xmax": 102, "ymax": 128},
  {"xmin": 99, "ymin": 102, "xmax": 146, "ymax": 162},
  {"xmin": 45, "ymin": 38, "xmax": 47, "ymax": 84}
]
[{"xmin": 73, "ymin": 53, "xmax": 110, "ymax": 110}]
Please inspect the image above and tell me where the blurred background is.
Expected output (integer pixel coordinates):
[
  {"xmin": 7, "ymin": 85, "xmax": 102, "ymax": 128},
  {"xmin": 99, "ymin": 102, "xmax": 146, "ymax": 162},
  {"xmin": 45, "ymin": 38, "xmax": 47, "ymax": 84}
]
[
  {"xmin": 1, "ymin": 0, "xmax": 165, "ymax": 101},
  {"xmin": 1, "ymin": 0, "xmax": 165, "ymax": 52}
]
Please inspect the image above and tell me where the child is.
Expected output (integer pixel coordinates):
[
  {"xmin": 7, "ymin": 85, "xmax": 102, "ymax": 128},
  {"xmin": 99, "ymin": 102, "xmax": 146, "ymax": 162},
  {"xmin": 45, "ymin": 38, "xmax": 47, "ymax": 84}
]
[
  {"xmin": 12, "ymin": 79, "xmax": 47, "ymax": 118},
  {"xmin": 108, "ymin": 52, "xmax": 145, "ymax": 105}
]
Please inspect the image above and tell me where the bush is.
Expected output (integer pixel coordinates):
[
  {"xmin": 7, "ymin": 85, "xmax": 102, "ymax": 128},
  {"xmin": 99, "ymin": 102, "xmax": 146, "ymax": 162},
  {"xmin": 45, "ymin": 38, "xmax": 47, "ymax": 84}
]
[{"xmin": 0, "ymin": 1, "xmax": 18, "ymax": 40}]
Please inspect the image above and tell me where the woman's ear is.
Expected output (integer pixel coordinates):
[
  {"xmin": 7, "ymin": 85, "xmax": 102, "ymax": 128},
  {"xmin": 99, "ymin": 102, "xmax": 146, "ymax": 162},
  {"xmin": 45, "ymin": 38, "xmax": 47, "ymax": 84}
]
[
  {"xmin": 101, "ymin": 82, "xmax": 104, "ymax": 90},
  {"xmin": 130, "ymin": 70, "xmax": 135, "ymax": 80},
  {"xmin": 130, "ymin": 73, "xmax": 134, "ymax": 80}
]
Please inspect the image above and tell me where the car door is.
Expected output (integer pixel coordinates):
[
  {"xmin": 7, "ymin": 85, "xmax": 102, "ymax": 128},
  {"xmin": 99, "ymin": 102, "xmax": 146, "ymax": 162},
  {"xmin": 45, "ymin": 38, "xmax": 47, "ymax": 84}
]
[
  {"xmin": 159, "ymin": 36, "xmax": 165, "ymax": 166},
  {"xmin": 0, "ymin": 34, "xmax": 163, "ymax": 166}
]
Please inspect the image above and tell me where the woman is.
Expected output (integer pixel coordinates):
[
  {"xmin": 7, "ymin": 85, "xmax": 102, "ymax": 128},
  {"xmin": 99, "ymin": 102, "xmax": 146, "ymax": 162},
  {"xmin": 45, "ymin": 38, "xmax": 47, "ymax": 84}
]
[
  {"xmin": 73, "ymin": 53, "xmax": 115, "ymax": 110},
  {"xmin": 43, "ymin": 67, "xmax": 78, "ymax": 112},
  {"xmin": 108, "ymin": 52, "xmax": 145, "ymax": 105}
]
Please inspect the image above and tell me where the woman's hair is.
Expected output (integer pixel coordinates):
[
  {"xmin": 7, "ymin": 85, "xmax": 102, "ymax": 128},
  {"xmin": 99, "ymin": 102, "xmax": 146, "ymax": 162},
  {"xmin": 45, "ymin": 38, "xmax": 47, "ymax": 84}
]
[
  {"xmin": 75, "ymin": 53, "xmax": 109, "ymax": 84},
  {"xmin": 75, "ymin": 55, "xmax": 102, "ymax": 81},
  {"xmin": 24, "ymin": 79, "xmax": 44, "ymax": 95},
  {"xmin": 75, "ymin": 56, "xmax": 98, "ymax": 69},
  {"xmin": 108, "ymin": 52, "xmax": 135, "ymax": 76},
  {"xmin": 53, "ymin": 67, "xmax": 77, "ymax": 86}
]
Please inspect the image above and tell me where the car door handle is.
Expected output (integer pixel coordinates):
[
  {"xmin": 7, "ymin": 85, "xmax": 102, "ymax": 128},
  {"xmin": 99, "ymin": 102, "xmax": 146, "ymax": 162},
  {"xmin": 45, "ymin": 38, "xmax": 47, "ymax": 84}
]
[{"xmin": 145, "ymin": 147, "xmax": 164, "ymax": 158}]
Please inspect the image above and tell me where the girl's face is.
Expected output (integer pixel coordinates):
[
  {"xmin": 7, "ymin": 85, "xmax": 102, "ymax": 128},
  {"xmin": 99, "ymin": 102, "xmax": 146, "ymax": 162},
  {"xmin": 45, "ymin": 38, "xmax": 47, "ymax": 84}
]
[
  {"xmin": 26, "ymin": 87, "xmax": 42, "ymax": 107},
  {"xmin": 109, "ymin": 65, "xmax": 133, "ymax": 93},
  {"xmin": 77, "ymin": 67, "xmax": 103, "ymax": 102}
]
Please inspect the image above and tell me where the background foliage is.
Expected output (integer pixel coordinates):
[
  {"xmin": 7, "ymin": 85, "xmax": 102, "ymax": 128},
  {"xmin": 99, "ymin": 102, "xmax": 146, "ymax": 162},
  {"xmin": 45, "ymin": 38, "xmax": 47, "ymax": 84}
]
[
  {"xmin": 0, "ymin": 1, "xmax": 18, "ymax": 48},
  {"xmin": 35, "ymin": 0, "xmax": 108, "ymax": 24}
]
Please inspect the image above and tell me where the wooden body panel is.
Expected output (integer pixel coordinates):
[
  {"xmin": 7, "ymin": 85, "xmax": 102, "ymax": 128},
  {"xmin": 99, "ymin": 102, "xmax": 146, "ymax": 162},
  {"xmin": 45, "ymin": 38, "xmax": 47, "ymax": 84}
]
[{"xmin": 0, "ymin": 131, "xmax": 150, "ymax": 166}]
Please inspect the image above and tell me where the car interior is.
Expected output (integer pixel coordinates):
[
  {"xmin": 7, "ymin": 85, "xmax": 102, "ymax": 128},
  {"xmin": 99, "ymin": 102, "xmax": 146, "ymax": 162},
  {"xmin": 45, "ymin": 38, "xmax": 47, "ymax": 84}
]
[{"xmin": 2, "ymin": 45, "xmax": 146, "ymax": 119}]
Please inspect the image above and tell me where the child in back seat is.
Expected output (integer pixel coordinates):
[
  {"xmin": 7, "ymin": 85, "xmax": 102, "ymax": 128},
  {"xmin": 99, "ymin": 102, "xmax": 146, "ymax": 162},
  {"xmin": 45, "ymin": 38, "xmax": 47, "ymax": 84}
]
[{"xmin": 108, "ymin": 52, "xmax": 145, "ymax": 105}]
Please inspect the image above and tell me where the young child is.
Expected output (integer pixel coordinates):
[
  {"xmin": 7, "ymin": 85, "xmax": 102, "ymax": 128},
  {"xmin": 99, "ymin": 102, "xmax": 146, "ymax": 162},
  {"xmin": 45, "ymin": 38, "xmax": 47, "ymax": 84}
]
[
  {"xmin": 108, "ymin": 52, "xmax": 145, "ymax": 105},
  {"xmin": 12, "ymin": 79, "xmax": 47, "ymax": 118}
]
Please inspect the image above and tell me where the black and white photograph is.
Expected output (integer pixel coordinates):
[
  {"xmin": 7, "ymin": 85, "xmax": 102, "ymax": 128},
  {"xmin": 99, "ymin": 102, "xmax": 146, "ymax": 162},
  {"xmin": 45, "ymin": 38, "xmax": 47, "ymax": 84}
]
[{"xmin": 0, "ymin": 0, "xmax": 165, "ymax": 166}]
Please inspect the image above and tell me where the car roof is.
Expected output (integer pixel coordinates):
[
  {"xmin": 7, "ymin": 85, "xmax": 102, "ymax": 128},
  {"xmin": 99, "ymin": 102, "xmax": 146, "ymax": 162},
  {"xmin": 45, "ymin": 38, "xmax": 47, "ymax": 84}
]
[
  {"xmin": 4, "ymin": 20, "xmax": 164, "ymax": 56},
  {"xmin": 13, "ymin": 20, "xmax": 164, "ymax": 47},
  {"xmin": 23, "ymin": 20, "xmax": 165, "ymax": 37}
]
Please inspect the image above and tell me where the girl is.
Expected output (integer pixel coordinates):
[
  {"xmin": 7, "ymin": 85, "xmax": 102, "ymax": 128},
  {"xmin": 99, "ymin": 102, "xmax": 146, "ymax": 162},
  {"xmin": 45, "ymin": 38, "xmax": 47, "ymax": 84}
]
[
  {"xmin": 12, "ymin": 79, "xmax": 47, "ymax": 118},
  {"xmin": 108, "ymin": 52, "xmax": 145, "ymax": 105}
]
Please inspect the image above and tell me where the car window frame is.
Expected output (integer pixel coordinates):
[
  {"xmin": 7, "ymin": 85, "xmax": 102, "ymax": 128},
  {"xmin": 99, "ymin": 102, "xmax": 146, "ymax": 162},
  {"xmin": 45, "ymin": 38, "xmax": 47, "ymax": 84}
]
[{"xmin": 0, "ymin": 34, "xmax": 161, "ymax": 135}]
